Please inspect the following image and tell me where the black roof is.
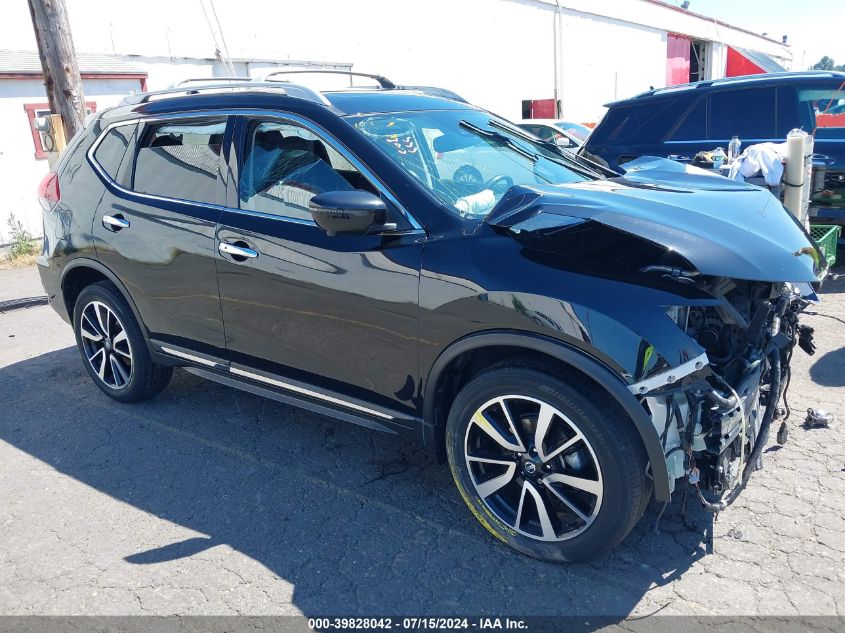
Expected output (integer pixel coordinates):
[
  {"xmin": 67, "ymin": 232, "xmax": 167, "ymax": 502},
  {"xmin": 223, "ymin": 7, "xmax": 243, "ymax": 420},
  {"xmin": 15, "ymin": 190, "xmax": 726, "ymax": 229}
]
[
  {"xmin": 99, "ymin": 87, "xmax": 473, "ymax": 125},
  {"xmin": 606, "ymin": 71, "xmax": 845, "ymax": 107}
]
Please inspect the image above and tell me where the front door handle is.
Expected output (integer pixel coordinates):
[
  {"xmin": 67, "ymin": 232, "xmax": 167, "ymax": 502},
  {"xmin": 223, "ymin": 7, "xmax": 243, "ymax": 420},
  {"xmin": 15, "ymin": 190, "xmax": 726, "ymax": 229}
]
[
  {"xmin": 219, "ymin": 241, "xmax": 259, "ymax": 260},
  {"xmin": 102, "ymin": 214, "xmax": 130, "ymax": 231}
]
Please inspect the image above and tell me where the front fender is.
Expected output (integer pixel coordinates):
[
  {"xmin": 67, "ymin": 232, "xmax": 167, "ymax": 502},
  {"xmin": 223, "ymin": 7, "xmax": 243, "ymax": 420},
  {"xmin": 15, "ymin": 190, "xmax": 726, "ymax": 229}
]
[
  {"xmin": 422, "ymin": 330, "xmax": 674, "ymax": 501},
  {"xmin": 419, "ymin": 231, "xmax": 721, "ymax": 502}
]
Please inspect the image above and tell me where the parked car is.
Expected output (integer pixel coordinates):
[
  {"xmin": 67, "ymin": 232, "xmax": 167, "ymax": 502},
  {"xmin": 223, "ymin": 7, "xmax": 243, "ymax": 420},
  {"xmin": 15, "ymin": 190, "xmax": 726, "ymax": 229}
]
[
  {"xmin": 517, "ymin": 119, "xmax": 591, "ymax": 149},
  {"xmin": 581, "ymin": 71, "xmax": 845, "ymax": 223},
  {"xmin": 38, "ymin": 79, "xmax": 824, "ymax": 561}
]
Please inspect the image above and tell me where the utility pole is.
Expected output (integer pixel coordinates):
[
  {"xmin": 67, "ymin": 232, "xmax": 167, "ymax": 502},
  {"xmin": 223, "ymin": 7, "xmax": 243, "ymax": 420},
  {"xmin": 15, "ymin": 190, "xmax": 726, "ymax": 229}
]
[{"xmin": 27, "ymin": 0, "xmax": 85, "ymax": 140}]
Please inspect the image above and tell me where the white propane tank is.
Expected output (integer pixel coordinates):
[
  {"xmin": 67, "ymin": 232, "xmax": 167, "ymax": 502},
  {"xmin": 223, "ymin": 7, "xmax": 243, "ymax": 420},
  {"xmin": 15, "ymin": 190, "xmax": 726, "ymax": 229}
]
[{"xmin": 784, "ymin": 129, "xmax": 814, "ymax": 226}]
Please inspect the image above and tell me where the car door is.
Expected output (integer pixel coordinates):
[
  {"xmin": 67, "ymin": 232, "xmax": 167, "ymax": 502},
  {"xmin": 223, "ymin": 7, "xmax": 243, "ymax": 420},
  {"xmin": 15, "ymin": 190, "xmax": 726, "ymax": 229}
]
[
  {"xmin": 92, "ymin": 114, "xmax": 231, "ymax": 359},
  {"xmin": 215, "ymin": 114, "xmax": 424, "ymax": 418}
]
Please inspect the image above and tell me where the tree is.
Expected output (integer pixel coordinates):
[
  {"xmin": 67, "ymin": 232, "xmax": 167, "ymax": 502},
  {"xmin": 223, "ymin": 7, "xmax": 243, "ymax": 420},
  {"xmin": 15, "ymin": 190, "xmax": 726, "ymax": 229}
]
[
  {"xmin": 809, "ymin": 56, "xmax": 845, "ymax": 72},
  {"xmin": 812, "ymin": 56, "xmax": 835, "ymax": 70},
  {"xmin": 810, "ymin": 55, "xmax": 845, "ymax": 71}
]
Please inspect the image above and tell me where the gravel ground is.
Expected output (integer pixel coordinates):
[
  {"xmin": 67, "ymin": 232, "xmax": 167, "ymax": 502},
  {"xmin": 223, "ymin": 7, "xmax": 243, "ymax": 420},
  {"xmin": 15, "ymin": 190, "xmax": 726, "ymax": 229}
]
[{"xmin": 0, "ymin": 266, "xmax": 843, "ymax": 618}]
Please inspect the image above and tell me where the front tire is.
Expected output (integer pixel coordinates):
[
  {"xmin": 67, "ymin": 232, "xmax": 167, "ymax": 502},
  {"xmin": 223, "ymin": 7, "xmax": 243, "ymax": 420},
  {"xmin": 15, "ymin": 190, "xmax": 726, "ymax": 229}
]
[
  {"xmin": 446, "ymin": 362, "xmax": 650, "ymax": 562},
  {"xmin": 73, "ymin": 281, "xmax": 172, "ymax": 403}
]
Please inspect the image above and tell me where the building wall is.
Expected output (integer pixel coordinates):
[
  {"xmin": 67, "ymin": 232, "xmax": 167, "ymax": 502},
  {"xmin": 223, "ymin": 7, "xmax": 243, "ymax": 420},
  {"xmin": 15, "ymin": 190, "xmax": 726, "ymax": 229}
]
[
  {"xmin": 0, "ymin": 0, "xmax": 792, "ymax": 122},
  {"xmin": 0, "ymin": 77, "xmax": 141, "ymax": 244},
  {"xmin": 0, "ymin": 0, "xmax": 793, "ymax": 242},
  {"xmin": 558, "ymin": 10, "xmax": 668, "ymax": 122}
]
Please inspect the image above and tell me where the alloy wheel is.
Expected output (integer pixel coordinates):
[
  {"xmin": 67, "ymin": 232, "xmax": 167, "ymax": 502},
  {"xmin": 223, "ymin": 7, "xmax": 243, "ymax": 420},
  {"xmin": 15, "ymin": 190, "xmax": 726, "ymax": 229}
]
[
  {"xmin": 464, "ymin": 395, "xmax": 603, "ymax": 541},
  {"xmin": 79, "ymin": 300, "xmax": 133, "ymax": 389}
]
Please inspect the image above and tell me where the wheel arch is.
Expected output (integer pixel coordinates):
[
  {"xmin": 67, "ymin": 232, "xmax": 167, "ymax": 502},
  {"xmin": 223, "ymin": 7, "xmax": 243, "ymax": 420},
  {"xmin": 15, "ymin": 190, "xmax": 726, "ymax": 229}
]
[
  {"xmin": 61, "ymin": 258, "xmax": 151, "ymax": 349},
  {"xmin": 422, "ymin": 330, "xmax": 671, "ymax": 502}
]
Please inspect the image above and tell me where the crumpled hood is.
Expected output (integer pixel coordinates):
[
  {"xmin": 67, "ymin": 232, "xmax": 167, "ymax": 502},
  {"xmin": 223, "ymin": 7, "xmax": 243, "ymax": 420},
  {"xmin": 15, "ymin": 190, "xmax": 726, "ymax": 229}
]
[{"xmin": 486, "ymin": 157, "xmax": 822, "ymax": 283}]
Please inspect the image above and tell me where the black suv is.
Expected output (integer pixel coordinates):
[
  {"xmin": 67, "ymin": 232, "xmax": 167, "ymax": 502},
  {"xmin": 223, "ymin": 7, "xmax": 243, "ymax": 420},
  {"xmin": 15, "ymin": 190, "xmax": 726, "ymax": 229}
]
[
  {"xmin": 581, "ymin": 72, "xmax": 845, "ymax": 220},
  {"xmin": 37, "ymin": 79, "xmax": 823, "ymax": 561}
]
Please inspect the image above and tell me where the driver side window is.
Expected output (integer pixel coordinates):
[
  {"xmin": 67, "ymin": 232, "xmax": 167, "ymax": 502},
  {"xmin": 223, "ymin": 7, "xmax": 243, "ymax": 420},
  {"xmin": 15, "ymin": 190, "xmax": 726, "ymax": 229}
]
[{"xmin": 239, "ymin": 119, "xmax": 377, "ymax": 221}]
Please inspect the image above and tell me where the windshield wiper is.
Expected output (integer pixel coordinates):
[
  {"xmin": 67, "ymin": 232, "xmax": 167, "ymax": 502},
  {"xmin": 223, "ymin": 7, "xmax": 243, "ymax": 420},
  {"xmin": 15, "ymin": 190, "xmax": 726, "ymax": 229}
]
[
  {"xmin": 458, "ymin": 120, "xmax": 538, "ymax": 163},
  {"xmin": 487, "ymin": 119, "xmax": 617, "ymax": 179}
]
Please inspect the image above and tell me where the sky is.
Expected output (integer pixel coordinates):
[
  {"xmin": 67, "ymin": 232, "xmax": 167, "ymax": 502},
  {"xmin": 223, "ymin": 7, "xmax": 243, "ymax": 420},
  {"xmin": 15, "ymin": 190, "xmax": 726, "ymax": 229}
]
[{"xmin": 665, "ymin": 0, "xmax": 845, "ymax": 69}]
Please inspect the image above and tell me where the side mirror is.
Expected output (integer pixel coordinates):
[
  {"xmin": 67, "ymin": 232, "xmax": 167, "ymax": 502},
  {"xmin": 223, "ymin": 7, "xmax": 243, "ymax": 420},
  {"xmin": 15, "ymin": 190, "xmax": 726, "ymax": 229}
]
[{"xmin": 309, "ymin": 190, "xmax": 388, "ymax": 236}]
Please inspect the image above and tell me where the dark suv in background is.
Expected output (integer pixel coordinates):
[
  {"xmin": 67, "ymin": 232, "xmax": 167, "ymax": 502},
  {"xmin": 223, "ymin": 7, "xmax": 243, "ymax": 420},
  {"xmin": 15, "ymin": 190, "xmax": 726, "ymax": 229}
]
[
  {"xmin": 37, "ymin": 79, "xmax": 823, "ymax": 561},
  {"xmin": 582, "ymin": 71, "xmax": 845, "ymax": 225}
]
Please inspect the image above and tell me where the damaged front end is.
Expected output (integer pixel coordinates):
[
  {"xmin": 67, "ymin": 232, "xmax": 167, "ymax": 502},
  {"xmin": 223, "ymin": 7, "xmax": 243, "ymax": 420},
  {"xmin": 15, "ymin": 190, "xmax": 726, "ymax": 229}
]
[
  {"xmin": 485, "ymin": 166, "xmax": 827, "ymax": 509},
  {"xmin": 639, "ymin": 277, "xmax": 816, "ymax": 510}
]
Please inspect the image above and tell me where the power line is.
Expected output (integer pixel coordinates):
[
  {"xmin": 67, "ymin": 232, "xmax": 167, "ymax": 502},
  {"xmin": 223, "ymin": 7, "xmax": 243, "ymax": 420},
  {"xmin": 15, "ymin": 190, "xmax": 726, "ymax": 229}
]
[
  {"xmin": 209, "ymin": 0, "xmax": 236, "ymax": 75},
  {"xmin": 198, "ymin": 0, "xmax": 235, "ymax": 75}
]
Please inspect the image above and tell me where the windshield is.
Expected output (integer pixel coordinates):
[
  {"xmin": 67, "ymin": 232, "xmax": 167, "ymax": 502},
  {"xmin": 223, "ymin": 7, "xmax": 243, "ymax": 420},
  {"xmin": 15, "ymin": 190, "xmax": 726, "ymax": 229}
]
[{"xmin": 348, "ymin": 109, "xmax": 594, "ymax": 219}]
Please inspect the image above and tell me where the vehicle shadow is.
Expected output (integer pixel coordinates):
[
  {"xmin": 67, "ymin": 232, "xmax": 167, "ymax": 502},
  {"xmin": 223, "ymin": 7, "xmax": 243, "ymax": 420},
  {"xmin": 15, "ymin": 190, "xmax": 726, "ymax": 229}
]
[
  {"xmin": 0, "ymin": 347, "xmax": 713, "ymax": 617},
  {"xmin": 810, "ymin": 347, "xmax": 845, "ymax": 387}
]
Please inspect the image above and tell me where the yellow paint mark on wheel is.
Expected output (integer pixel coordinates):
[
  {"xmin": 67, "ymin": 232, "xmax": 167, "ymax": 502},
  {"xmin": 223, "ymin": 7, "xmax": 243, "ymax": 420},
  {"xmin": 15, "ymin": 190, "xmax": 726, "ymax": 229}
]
[
  {"xmin": 448, "ymin": 427, "xmax": 517, "ymax": 541},
  {"xmin": 472, "ymin": 411, "xmax": 493, "ymax": 433},
  {"xmin": 452, "ymin": 471, "xmax": 508, "ymax": 543}
]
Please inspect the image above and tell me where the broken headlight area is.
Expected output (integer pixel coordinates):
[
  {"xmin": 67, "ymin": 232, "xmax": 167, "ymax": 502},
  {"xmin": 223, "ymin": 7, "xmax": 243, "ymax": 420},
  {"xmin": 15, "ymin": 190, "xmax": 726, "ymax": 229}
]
[{"xmin": 640, "ymin": 278, "xmax": 815, "ymax": 510}]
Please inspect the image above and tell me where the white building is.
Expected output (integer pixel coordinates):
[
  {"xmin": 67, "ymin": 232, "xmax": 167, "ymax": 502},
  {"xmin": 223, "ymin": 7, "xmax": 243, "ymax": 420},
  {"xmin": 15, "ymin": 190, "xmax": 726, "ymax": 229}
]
[{"xmin": 0, "ymin": 0, "xmax": 792, "ymax": 244}]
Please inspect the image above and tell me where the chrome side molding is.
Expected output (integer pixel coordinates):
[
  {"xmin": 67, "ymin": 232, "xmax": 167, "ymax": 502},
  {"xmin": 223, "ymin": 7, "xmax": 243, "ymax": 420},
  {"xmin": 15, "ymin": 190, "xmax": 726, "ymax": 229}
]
[
  {"xmin": 159, "ymin": 345, "xmax": 394, "ymax": 420},
  {"xmin": 230, "ymin": 367, "xmax": 393, "ymax": 420}
]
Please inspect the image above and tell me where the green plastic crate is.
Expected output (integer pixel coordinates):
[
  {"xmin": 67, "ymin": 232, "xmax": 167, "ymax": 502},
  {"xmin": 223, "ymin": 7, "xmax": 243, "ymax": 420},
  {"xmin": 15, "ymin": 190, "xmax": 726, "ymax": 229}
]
[{"xmin": 810, "ymin": 224, "xmax": 841, "ymax": 268}]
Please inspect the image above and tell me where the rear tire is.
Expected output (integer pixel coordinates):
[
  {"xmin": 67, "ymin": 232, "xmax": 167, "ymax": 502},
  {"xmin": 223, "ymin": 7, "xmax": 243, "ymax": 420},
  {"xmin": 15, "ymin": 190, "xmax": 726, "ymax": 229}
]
[
  {"xmin": 445, "ymin": 361, "xmax": 650, "ymax": 562},
  {"xmin": 72, "ymin": 281, "xmax": 172, "ymax": 403}
]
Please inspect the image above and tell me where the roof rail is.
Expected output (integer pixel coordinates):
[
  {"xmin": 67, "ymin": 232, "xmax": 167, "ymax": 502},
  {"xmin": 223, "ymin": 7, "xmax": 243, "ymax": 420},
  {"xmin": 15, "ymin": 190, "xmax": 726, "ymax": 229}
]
[
  {"xmin": 171, "ymin": 77, "xmax": 253, "ymax": 87},
  {"xmin": 260, "ymin": 69, "xmax": 468, "ymax": 103},
  {"xmin": 261, "ymin": 69, "xmax": 397, "ymax": 89},
  {"xmin": 629, "ymin": 70, "xmax": 845, "ymax": 101},
  {"xmin": 119, "ymin": 81, "xmax": 333, "ymax": 107}
]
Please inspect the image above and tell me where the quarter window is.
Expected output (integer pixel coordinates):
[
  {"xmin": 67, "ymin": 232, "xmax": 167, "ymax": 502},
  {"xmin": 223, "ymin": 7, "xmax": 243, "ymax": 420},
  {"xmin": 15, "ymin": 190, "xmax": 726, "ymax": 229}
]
[
  {"xmin": 133, "ymin": 119, "xmax": 226, "ymax": 204},
  {"xmin": 93, "ymin": 124, "xmax": 136, "ymax": 180},
  {"xmin": 239, "ymin": 120, "xmax": 376, "ymax": 221}
]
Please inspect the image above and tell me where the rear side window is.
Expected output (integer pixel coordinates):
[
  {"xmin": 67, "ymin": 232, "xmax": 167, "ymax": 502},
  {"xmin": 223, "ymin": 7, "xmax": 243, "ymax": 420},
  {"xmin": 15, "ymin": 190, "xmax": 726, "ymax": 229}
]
[
  {"xmin": 93, "ymin": 124, "xmax": 136, "ymax": 179},
  {"xmin": 709, "ymin": 88, "xmax": 776, "ymax": 140},
  {"xmin": 668, "ymin": 98, "xmax": 706, "ymax": 141},
  {"xmin": 133, "ymin": 119, "xmax": 226, "ymax": 204}
]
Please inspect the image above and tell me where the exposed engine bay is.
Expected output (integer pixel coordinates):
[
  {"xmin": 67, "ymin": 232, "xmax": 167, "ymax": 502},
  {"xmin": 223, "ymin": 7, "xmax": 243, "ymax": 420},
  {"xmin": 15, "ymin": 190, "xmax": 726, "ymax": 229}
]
[{"xmin": 645, "ymin": 277, "xmax": 817, "ymax": 510}]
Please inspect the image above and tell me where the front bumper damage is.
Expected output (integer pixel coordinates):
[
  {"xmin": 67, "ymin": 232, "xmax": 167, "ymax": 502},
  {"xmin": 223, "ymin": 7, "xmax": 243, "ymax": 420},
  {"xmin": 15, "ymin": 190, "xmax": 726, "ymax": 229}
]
[{"xmin": 630, "ymin": 282, "xmax": 817, "ymax": 511}]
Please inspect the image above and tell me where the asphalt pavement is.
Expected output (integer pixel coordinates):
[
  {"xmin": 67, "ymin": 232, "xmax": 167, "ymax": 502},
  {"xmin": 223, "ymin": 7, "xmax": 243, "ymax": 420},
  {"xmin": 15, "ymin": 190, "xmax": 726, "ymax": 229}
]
[{"xmin": 1, "ymin": 266, "xmax": 843, "ymax": 617}]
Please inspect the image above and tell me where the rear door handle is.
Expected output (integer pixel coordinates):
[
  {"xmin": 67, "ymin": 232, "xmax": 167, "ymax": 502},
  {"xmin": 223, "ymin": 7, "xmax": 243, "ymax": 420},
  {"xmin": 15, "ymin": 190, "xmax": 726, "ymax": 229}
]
[
  {"xmin": 219, "ymin": 241, "xmax": 259, "ymax": 260},
  {"xmin": 102, "ymin": 214, "xmax": 130, "ymax": 231}
]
